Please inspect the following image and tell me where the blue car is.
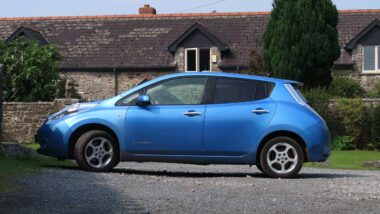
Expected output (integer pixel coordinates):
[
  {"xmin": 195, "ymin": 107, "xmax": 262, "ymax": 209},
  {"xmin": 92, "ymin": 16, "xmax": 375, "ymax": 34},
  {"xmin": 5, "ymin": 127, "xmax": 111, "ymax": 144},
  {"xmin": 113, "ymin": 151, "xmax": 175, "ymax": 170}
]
[{"xmin": 36, "ymin": 72, "xmax": 330, "ymax": 178}]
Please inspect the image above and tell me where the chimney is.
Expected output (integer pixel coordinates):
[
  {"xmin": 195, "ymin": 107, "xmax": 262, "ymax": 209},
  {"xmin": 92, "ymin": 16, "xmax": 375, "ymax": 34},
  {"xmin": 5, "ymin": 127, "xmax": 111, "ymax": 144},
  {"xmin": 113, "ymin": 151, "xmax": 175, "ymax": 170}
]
[{"xmin": 139, "ymin": 4, "xmax": 156, "ymax": 15}]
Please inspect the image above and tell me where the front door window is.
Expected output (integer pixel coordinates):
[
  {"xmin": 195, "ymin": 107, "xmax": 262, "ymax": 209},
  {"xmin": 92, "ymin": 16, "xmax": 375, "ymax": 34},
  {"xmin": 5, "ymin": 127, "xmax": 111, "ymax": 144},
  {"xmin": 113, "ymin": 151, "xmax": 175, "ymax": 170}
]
[{"xmin": 146, "ymin": 77, "xmax": 207, "ymax": 105}]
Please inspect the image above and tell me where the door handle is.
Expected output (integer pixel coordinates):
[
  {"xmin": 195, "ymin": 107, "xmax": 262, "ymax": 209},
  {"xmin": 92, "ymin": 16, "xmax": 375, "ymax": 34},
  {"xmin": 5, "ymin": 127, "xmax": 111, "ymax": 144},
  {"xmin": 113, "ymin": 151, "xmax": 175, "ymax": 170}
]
[
  {"xmin": 184, "ymin": 111, "xmax": 202, "ymax": 116},
  {"xmin": 251, "ymin": 109, "xmax": 269, "ymax": 114}
]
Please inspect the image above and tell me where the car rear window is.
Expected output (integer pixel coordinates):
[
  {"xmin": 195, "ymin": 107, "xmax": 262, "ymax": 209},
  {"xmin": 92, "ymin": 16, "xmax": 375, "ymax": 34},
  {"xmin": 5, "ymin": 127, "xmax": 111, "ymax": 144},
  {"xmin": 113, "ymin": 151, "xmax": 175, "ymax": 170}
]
[
  {"xmin": 213, "ymin": 78, "xmax": 275, "ymax": 104},
  {"xmin": 285, "ymin": 83, "xmax": 307, "ymax": 105}
]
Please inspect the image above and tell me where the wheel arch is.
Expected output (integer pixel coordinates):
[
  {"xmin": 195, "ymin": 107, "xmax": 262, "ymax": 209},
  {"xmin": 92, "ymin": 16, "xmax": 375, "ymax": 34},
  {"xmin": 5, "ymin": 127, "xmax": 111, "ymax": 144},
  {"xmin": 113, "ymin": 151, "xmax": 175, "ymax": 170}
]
[
  {"xmin": 257, "ymin": 130, "xmax": 309, "ymax": 163},
  {"xmin": 67, "ymin": 123, "xmax": 120, "ymax": 159}
]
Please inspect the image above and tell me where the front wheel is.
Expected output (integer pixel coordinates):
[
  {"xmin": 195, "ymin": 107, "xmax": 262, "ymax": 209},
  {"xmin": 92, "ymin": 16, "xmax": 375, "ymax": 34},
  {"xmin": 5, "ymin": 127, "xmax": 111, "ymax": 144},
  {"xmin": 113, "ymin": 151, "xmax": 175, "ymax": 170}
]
[
  {"xmin": 74, "ymin": 130, "xmax": 119, "ymax": 172},
  {"xmin": 259, "ymin": 137, "xmax": 304, "ymax": 178}
]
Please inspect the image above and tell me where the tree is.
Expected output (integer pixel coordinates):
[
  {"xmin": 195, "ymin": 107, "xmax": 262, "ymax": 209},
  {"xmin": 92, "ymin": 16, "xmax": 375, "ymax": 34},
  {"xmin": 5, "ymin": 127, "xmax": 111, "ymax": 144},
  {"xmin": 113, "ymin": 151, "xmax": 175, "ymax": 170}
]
[
  {"xmin": 0, "ymin": 37, "xmax": 62, "ymax": 101},
  {"xmin": 262, "ymin": 0, "xmax": 340, "ymax": 88}
]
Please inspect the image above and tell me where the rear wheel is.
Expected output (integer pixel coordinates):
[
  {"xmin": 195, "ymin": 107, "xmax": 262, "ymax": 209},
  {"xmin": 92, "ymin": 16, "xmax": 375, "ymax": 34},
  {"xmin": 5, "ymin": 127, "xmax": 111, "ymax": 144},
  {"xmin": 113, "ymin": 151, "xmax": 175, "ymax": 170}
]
[
  {"xmin": 74, "ymin": 130, "xmax": 119, "ymax": 172},
  {"xmin": 259, "ymin": 137, "xmax": 303, "ymax": 178}
]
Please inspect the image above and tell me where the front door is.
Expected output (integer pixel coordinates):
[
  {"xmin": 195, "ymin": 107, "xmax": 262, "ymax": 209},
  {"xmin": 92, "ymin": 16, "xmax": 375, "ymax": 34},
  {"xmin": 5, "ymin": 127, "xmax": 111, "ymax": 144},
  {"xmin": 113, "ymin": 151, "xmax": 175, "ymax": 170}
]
[{"xmin": 125, "ymin": 77, "xmax": 208, "ymax": 155}]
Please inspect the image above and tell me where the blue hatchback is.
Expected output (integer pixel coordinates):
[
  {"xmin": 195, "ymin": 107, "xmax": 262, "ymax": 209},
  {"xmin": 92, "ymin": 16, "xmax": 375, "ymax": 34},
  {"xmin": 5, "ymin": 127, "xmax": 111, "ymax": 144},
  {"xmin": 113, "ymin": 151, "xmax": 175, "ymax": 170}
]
[{"xmin": 36, "ymin": 72, "xmax": 330, "ymax": 178}]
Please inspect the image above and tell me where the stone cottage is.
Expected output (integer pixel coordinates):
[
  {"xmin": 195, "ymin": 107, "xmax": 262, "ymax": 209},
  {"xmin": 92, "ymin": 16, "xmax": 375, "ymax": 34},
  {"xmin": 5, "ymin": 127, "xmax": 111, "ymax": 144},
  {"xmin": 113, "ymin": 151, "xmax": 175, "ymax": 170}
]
[{"xmin": 0, "ymin": 5, "xmax": 380, "ymax": 100}]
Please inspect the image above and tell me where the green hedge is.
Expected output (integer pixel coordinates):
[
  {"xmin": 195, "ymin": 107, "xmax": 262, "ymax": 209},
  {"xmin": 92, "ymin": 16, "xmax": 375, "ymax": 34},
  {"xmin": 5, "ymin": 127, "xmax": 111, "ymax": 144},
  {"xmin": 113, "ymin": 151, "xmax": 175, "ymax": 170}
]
[
  {"xmin": 304, "ymin": 90, "xmax": 380, "ymax": 150},
  {"xmin": 303, "ymin": 77, "xmax": 380, "ymax": 150},
  {"xmin": 369, "ymin": 106, "xmax": 380, "ymax": 150},
  {"xmin": 330, "ymin": 77, "xmax": 365, "ymax": 98}
]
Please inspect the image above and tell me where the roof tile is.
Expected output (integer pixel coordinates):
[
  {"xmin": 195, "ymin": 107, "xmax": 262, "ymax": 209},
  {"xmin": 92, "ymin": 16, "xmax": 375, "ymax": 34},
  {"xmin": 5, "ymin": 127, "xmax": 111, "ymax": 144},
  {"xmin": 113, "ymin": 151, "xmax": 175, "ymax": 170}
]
[{"xmin": 0, "ymin": 10, "xmax": 379, "ymax": 68}]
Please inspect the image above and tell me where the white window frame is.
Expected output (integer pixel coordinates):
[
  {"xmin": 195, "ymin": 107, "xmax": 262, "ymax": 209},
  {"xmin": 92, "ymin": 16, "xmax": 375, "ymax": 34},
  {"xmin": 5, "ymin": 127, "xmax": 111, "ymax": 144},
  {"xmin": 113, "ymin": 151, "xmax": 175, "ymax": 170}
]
[
  {"xmin": 185, "ymin": 48, "xmax": 212, "ymax": 72},
  {"xmin": 362, "ymin": 45, "xmax": 380, "ymax": 74}
]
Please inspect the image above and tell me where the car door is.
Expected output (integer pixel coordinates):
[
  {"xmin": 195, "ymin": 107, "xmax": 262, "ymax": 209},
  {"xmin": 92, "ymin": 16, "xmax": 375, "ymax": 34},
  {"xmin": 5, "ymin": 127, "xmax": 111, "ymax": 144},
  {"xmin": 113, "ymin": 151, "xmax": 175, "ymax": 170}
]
[
  {"xmin": 203, "ymin": 77, "xmax": 276, "ymax": 156},
  {"xmin": 125, "ymin": 77, "xmax": 208, "ymax": 155}
]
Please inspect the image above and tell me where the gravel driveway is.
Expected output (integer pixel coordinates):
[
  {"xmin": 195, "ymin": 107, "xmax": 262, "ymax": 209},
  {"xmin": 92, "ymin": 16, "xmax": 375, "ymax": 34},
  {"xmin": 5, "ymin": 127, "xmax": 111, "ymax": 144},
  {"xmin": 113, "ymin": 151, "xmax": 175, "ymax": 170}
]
[{"xmin": 1, "ymin": 162, "xmax": 379, "ymax": 214}]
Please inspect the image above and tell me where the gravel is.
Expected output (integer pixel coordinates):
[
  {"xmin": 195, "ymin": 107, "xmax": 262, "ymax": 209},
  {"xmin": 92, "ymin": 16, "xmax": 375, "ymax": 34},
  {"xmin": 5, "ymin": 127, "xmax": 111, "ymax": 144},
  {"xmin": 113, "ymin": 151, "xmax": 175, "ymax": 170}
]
[{"xmin": 1, "ymin": 162, "xmax": 379, "ymax": 214}]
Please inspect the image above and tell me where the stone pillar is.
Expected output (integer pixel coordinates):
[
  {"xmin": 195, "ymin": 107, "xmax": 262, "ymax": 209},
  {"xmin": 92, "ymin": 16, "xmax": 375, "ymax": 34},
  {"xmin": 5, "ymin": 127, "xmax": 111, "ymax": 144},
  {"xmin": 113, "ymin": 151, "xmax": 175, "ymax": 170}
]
[
  {"xmin": 0, "ymin": 64, "xmax": 3, "ymax": 141},
  {"xmin": 210, "ymin": 47, "xmax": 222, "ymax": 72}
]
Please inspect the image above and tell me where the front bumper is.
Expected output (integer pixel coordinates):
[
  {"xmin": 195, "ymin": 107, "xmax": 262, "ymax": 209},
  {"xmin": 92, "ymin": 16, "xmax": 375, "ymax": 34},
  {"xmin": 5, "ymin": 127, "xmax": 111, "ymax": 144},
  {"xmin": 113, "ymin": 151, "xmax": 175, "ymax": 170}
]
[{"xmin": 36, "ymin": 119, "xmax": 71, "ymax": 159}]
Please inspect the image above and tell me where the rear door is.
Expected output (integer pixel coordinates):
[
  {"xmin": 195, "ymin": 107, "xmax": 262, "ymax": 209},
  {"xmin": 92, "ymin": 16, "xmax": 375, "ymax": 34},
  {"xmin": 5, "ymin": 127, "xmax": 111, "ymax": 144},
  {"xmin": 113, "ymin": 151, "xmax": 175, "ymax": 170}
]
[{"xmin": 203, "ymin": 77, "xmax": 276, "ymax": 156}]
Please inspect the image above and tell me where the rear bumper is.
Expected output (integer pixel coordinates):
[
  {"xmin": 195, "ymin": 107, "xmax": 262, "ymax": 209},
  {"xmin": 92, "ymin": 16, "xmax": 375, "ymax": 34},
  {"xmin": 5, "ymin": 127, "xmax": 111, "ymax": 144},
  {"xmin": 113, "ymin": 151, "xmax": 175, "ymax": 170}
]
[
  {"xmin": 303, "ymin": 122, "xmax": 331, "ymax": 162},
  {"xmin": 35, "ymin": 119, "xmax": 71, "ymax": 159}
]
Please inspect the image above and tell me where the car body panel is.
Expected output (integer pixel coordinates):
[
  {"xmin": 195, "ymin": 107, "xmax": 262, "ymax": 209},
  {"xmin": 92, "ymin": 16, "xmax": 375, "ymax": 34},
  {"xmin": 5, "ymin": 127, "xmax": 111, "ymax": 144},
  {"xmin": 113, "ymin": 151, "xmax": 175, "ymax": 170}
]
[
  {"xmin": 203, "ymin": 98, "xmax": 276, "ymax": 156},
  {"xmin": 125, "ymin": 105, "xmax": 206, "ymax": 155}
]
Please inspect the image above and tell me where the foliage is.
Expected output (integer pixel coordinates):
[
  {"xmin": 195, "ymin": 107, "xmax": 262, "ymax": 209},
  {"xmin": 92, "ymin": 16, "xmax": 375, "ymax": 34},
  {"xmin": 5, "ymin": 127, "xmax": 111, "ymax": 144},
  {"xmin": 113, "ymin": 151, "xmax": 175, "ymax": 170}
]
[
  {"xmin": 248, "ymin": 49, "xmax": 268, "ymax": 76},
  {"xmin": 302, "ymin": 82, "xmax": 380, "ymax": 150},
  {"xmin": 368, "ymin": 105, "xmax": 380, "ymax": 150},
  {"xmin": 0, "ymin": 37, "xmax": 62, "ymax": 101},
  {"xmin": 262, "ymin": 0, "xmax": 340, "ymax": 88},
  {"xmin": 330, "ymin": 77, "xmax": 365, "ymax": 98},
  {"xmin": 335, "ymin": 98, "xmax": 367, "ymax": 149},
  {"xmin": 331, "ymin": 136, "xmax": 355, "ymax": 150},
  {"xmin": 366, "ymin": 81, "xmax": 380, "ymax": 98},
  {"xmin": 302, "ymin": 87, "xmax": 343, "ymax": 136},
  {"xmin": 302, "ymin": 87, "xmax": 331, "ymax": 118}
]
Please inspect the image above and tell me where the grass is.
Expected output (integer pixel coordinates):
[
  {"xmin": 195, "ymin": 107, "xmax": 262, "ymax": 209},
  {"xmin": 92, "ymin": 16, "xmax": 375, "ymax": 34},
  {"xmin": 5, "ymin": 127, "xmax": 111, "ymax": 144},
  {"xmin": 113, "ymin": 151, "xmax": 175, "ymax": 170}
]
[
  {"xmin": 0, "ymin": 144, "xmax": 75, "ymax": 191},
  {"xmin": 305, "ymin": 150, "xmax": 380, "ymax": 170}
]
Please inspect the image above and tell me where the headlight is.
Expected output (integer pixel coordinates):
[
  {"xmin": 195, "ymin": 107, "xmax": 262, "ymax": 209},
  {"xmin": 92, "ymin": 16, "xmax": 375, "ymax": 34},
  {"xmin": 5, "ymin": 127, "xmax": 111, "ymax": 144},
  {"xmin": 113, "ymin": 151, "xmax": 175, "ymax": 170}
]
[
  {"xmin": 48, "ymin": 102, "xmax": 97, "ymax": 121},
  {"xmin": 66, "ymin": 103, "xmax": 80, "ymax": 114},
  {"xmin": 49, "ymin": 103, "xmax": 80, "ymax": 121}
]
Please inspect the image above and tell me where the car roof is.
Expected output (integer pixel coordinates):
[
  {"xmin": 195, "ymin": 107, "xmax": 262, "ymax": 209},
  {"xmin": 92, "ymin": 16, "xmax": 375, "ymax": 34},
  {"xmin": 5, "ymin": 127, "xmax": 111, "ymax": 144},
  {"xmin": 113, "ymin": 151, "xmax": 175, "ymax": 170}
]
[
  {"xmin": 155, "ymin": 72, "xmax": 301, "ymax": 84},
  {"xmin": 117, "ymin": 71, "xmax": 300, "ymax": 98}
]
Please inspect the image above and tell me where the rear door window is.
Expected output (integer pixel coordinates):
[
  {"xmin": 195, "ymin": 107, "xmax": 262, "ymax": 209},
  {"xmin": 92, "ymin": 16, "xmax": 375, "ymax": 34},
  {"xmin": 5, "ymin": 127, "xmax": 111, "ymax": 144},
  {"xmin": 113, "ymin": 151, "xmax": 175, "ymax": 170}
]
[{"xmin": 212, "ymin": 78, "xmax": 274, "ymax": 104}]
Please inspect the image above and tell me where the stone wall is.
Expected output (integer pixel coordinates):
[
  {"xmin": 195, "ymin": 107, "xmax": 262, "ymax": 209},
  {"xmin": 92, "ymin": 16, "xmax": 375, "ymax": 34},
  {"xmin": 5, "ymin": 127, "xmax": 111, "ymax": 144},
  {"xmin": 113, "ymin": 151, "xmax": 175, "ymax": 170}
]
[
  {"xmin": 1, "ymin": 100, "xmax": 71, "ymax": 143},
  {"xmin": 117, "ymin": 71, "xmax": 171, "ymax": 93},
  {"xmin": 61, "ymin": 71, "xmax": 115, "ymax": 101},
  {"xmin": 210, "ymin": 47, "xmax": 222, "ymax": 72},
  {"xmin": 62, "ymin": 71, "xmax": 171, "ymax": 101},
  {"xmin": 330, "ymin": 98, "xmax": 380, "ymax": 108},
  {"xmin": 174, "ymin": 47, "xmax": 185, "ymax": 72}
]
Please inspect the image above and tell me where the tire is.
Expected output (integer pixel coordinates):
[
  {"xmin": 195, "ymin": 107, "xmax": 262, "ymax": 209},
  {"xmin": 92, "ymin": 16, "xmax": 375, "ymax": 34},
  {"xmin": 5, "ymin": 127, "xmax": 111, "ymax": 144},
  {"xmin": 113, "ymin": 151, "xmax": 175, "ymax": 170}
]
[
  {"xmin": 255, "ymin": 163, "xmax": 264, "ymax": 173},
  {"xmin": 74, "ymin": 130, "xmax": 119, "ymax": 172},
  {"xmin": 259, "ymin": 137, "xmax": 304, "ymax": 178}
]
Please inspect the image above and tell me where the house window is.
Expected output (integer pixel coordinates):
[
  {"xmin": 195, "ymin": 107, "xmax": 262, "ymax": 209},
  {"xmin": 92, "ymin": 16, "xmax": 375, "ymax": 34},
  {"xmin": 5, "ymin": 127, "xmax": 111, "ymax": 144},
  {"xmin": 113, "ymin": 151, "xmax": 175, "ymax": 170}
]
[
  {"xmin": 363, "ymin": 45, "xmax": 380, "ymax": 73},
  {"xmin": 185, "ymin": 48, "xmax": 211, "ymax": 72}
]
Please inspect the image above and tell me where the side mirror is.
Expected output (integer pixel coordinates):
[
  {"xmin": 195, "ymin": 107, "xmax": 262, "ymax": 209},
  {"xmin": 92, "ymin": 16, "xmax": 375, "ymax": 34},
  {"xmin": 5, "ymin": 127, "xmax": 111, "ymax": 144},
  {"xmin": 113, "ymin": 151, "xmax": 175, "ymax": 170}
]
[{"xmin": 136, "ymin": 95, "xmax": 151, "ymax": 106}]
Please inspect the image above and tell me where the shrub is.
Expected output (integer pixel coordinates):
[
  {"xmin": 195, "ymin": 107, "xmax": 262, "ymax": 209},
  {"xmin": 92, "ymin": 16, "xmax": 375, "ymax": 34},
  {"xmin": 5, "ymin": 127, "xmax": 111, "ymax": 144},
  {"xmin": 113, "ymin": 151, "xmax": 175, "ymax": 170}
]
[
  {"xmin": 366, "ymin": 81, "xmax": 380, "ymax": 98},
  {"xmin": 0, "ymin": 37, "xmax": 62, "ymax": 101},
  {"xmin": 247, "ymin": 49, "xmax": 268, "ymax": 76},
  {"xmin": 335, "ymin": 98, "xmax": 368, "ymax": 149},
  {"xmin": 302, "ymin": 88, "xmax": 343, "ymax": 136},
  {"xmin": 368, "ymin": 105, "xmax": 380, "ymax": 150},
  {"xmin": 331, "ymin": 136, "xmax": 355, "ymax": 150},
  {"xmin": 303, "ymin": 87, "xmax": 331, "ymax": 117},
  {"xmin": 330, "ymin": 77, "xmax": 365, "ymax": 98}
]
